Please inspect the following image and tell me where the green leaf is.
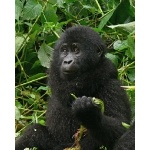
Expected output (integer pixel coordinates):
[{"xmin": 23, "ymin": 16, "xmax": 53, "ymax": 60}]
[
  {"xmin": 113, "ymin": 40, "xmax": 128, "ymax": 51},
  {"xmin": 39, "ymin": 120, "xmax": 46, "ymax": 126},
  {"xmin": 30, "ymin": 93, "xmax": 36, "ymax": 99},
  {"xmin": 108, "ymin": 22, "xmax": 135, "ymax": 33},
  {"xmin": 38, "ymin": 43, "xmax": 53, "ymax": 68},
  {"xmin": 15, "ymin": 106, "xmax": 21, "ymax": 120},
  {"xmin": 23, "ymin": 0, "xmax": 42, "ymax": 20},
  {"xmin": 15, "ymin": 36, "xmax": 24, "ymax": 52},
  {"xmin": 15, "ymin": 0, "xmax": 23, "ymax": 20},
  {"xmin": 15, "ymin": 35, "xmax": 29, "ymax": 53},
  {"xmin": 71, "ymin": 93, "xmax": 77, "ymax": 99},
  {"xmin": 31, "ymin": 60, "xmax": 41, "ymax": 70},
  {"xmin": 66, "ymin": 0, "xmax": 76, "ymax": 2},
  {"xmin": 127, "ymin": 70, "xmax": 135, "ymax": 82},
  {"xmin": 49, "ymin": 0, "xmax": 57, "ymax": 4},
  {"xmin": 106, "ymin": 53, "xmax": 118, "ymax": 67},
  {"xmin": 98, "ymin": 8, "xmax": 116, "ymax": 30},
  {"xmin": 110, "ymin": 0, "xmax": 134, "ymax": 24},
  {"xmin": 127, "ymin": 33, "xmax": 135, "ymax": 58},
  {"xmin": 15, "ymin": 101, "xmax": 22, "ymax": 108},
  {"xmin": 37, "ymin": 86, "xmax": 49, "ymax": 91},
  {"xmin": 122, "ymin": 122, "xmax": 130, "ymax": 129},
  {"xmin": 56, "ymin": 0, "xmax": 65, "ymax": 8},
  {"xmin": 92, "ymin": 97, "xmax": 104, "ymax": 113},
  {"xmin": 42, "ymin": 4, "xmax": 58, "ymax": 23},
  {"xmin": 29, "ymin": 30, "xmax": 39, "ymax": 41},
  {"xmin": 27, "ymin": 73, "xmax": 46, "ymax": 82},
  {"xmin": 83, "ymin": 5, "xmax": 96, "ymax": 13}
]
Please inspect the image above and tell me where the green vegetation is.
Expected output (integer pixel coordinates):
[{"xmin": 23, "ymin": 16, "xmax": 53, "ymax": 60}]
[{"xmin": 15, "ymin": 0, "xmax": 135, "ymax": 137}]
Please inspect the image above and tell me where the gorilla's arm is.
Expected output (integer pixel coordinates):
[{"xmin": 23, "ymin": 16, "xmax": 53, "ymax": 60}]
[
  {"xmin": 113, "ymin": 122, "xmax": 135, "ymax": 150},
  {"xmin": 46, "ymin": 97, "xmax": 101, "ymax": 150},
  {"xmin": 15, "ymin": 124, "xmax": 53, "ymax": 150},
  {"xmin": 72, "ymin": 80, "xmax": 131, "ymax": 149},
  {"xmin": 45, "ymin": 98, "xmax": 79, "ymax": 148}
]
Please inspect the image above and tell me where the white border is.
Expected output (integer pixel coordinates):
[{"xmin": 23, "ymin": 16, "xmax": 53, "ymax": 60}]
[
  {"xmin": 136, "ymin": 0, "xmax": 150, "ymax": 149},
  {"xmin": 0, "ymin": 0, "xmax": 15, "ymax": 149}
]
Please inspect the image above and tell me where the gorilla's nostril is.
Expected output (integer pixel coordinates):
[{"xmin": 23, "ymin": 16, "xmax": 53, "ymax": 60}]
[{"xmin": 64, "ymin": 60, "xmax": 73, "ymax": 64}]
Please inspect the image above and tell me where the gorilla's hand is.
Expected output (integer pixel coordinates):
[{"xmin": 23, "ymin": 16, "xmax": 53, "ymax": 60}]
[{"xmin": 72, "ymin": 96, "xmax": 102, "ymax": 129}]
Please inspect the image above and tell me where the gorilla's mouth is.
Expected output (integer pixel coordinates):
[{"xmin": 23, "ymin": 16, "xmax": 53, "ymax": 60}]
[
  {"xmin": 63, "ymin": 70, "xmax": 77, "ymax": 75},
  {"xmin": 62, "ymin": 67, "xmax": 79, "ymax": 75}
]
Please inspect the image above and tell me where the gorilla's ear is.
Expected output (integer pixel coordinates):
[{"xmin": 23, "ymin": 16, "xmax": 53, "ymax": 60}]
[
  {"xmin": 97, "ymin": 50, "xmax": 103, "ymax": 58},
  {"xmin": 97, "ymin": 42, "xmax": 107, "ymax": 58},
  {"xmin": 97, "ymin": 45, "xmax": 104, "ymax": 58}
]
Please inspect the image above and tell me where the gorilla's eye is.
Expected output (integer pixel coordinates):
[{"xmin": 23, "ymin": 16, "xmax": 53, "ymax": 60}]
[
  {"xmin": 72, "ymin": 43, "xmax": 80, "ymax": 53},
  {"xmin": 60, "ymin": 43, "xmax": 68, "ymax": 53}
]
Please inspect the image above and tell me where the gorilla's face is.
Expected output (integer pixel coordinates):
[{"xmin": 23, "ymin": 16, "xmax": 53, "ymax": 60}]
[
  {"xmin": 58, "ymin": 41, "xmax": 102, "ymax": 80},
  {"xmin": 60, "ymin": 42, "xmax": 81, "ymax": 76},
  {"xmin": 53, "ymin": 26, "xmax": 106, "ymax": 80}
]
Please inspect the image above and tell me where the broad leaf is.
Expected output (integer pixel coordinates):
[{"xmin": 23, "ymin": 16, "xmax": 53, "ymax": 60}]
[
  {"xmin": 23, "ymin": 0, "xmax": 42, "ymax": 20},
  {"xmin": 113, "ymin": 40, "xmax": 128, "ymax": 51},
  {"xmin": 98, "ymin": 8, "xmax": 116, "ymax": 30},
  {"xmin": 37, "ymin": 86, "xmax": 49, "ymax": 91},
  {"xmin": 108, "ymin": 22, "xmax": 135, "ymax": 33},
  {"xmin": 15, "ymin": 106, "xmax": 21, "ymax": 120},
  {"xmin": 127, "ymin": 70, "xmax": 135, "ymax": 82},
  {"xmin": 27, "ymin": 73, "xmax": 46, "ymax": 82},
  {"xmin": 38, "ymin": 43, "xmax": 53, "ymax": 68},
  {"xmin": 15, "ymin": 36, "xmax": 24, "ymax": 52},
  {"xmin": 127, "ymin": 33, "xmax": 135, "ymax": 58},
  {"xmin": 15, "ymin": 0, "xmax": 23, "ymax": 20},
  {"xmin": 110, "ymin": 0, "xmax": 134, "ymax": 24},
  {"xmin": 15, "ymin": 35, "xmax": 29, "ymax": 53},
  {"xmin": 57, "ymin": 0, "xmax": 65, "ymax": 8},
  {"xmin": 106, "ymin": 53, "xmax": 118, "ymax": 67},
  {"xmin": 42, "ymin": 4, "xmax": 58, "ymax": 23}
]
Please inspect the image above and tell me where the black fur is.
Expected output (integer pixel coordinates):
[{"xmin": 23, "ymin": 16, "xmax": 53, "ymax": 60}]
[
  {"xmin": 113, "ymin": 122, "xmax": 135, "ymax": 150},
  {"xmin": 15, "ymin": 26, "xmax": 132, "ymax": 150}
]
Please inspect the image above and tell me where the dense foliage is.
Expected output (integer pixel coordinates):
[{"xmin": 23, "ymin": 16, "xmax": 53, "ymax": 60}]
[{"xmin": 15, "ymin": 0, "xmax": 135, "ymax": 137}]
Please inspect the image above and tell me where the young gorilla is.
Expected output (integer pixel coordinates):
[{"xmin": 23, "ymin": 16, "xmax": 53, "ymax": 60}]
[{"xmin": 15, "ymin": 26, "xmax": 132, "ymax": 150}]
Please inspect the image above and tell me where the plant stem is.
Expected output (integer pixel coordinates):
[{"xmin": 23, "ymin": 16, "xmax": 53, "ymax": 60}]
[
  {"xmin": 15, "ymin": 53, "xmax": 28, "ymax": 80},
  {"xmin": 95, "ymin": 0, "xmax": 104, "ymax": 15},
  {"xmin": 121, "ymin": 86, "xmax": 135, "ymax": 90},
  {"xmin": 118, "ymin": 61, "xmax": 135, "ymax": 72},
  {"xmin": 15, "ymin": 75, "xmax": 47, "ymax": 88}
]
